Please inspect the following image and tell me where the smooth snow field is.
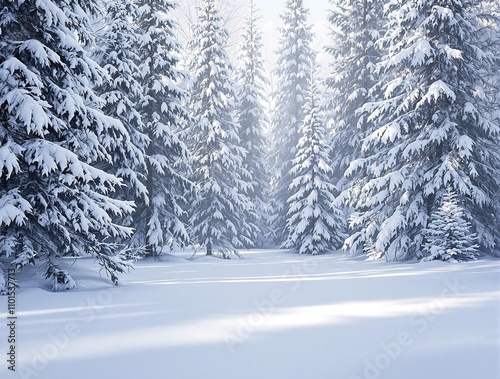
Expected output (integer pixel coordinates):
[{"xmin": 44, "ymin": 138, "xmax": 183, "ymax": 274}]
[{"xmin": 1, "ymin": 250, "xmax": 499, "ymax": 379}]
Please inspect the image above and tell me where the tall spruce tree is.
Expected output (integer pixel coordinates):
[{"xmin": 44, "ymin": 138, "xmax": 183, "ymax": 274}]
[
  {"xmin": 187, "ymin": 0, "xmax": 256, "ymax": 257},
  {"xmin": 477, "ymin": 1, "xmax": 500, "ymax": 254},
  {"xmin": 235, "ymin": 0, "xmax": 269, "ymax": 247},
  {"xmin": 325, "ymin": 0, "xmax": 385, "ymax": 193},
  {"xmin": 135, "ymin": 0, "xmax": 192, "ymax": 257},
  {"xmin": 283, "ymin": 67, "xmax": 345, "ymax": 255},
  {"xmin": 93, "ymin": 0, "xmax": 149, "ymax": 253},
  {"xmin": 344, "ymin": 0, "xmax": 500, "ymax": 260},
  {"xmin": 0, "ymin": 0, "xmax": 135, "ymax": 290},
  {"xmin": 268, "ymin": 0, "xmax": 314, "ymax": 245}
]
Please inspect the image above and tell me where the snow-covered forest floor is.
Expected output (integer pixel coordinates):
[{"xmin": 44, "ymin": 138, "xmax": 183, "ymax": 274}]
[{"xmin": 2, "ymin": 250, "xmax": 499, "ymax": 379}]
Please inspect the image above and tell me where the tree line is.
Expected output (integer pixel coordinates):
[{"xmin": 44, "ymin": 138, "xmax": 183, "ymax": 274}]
[{"xmin": 0, "ymin": 0, "xmax": 499, "ymax": 291}]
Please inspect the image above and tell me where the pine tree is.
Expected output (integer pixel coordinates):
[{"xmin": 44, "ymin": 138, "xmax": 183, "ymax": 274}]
[
  {"xmin": 325, "ymin": 0, "xmax": 385, "ymax": 193},
  {"xmin": 476, "ymin": 1, "xmax": 500, "ymax": 254},
  {"xmin": 268, "ymin": 0, "xmax": 314, "ymax": 245},
  {"xmin": 93, "ymin": 0, "xmax": 149, "ymax": 253},
  {"xmin": 135, "ymin": 0, "xmax": 193, "ymax": 257},
  {"xmin": 422, "ymin": 187, "xmax": 479, "ymax": 261},
  {"xmin": 235, "ymin": 0, "xmax": 269, "ymax": 247},
  {"xmin": 344, "ymin": 0, "xmax": 500, "ymax": 260},
  {"xmin": 187, "ymin": 0, "xmax": 256, "ymax": 257},
  {"xmin": 0, "ymin": 0, "xmax": 134, "ymax": 290},
  {"xmin": 283, "ymin": 68, "xmax": 345, "ymax": 255}
]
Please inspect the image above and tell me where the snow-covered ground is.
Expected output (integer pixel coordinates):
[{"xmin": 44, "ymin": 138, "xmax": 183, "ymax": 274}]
[{"xmin": 1, "ymin": 250, "xmax": 499, "ymax": 379}]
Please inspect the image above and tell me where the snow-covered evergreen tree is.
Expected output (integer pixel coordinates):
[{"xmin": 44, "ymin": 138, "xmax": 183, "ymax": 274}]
[
  {"xmin": 283, "ymin": 68, "xmax": 345, "ymax": 255},
  {"xmin": 268, "ymin": 0, "xmax": 314, "ymax": 245},
  {"xmin": 93, "ymin": 0, "xmax": 149, "ymax": 246},
  {"xmin": 187, "ymin": 0, "xmax": 256, "ymax": 256},
  {"xmin": 474, "ymin": 1, "xmax": 500, "ymax": 254},
  {"xmin": 0, "ymin": 0, "xmax": 135, "ymax": 289},
  {"xmin": 344, "ymin": 0, "xmax": 500, "ymax": 260},
  {"xmin": 235, "ymin": 0, "xmax": 269, "ymax": 247},
  {"xmin": 135, "ymin": 0, "xmax": 193, "ymax": 256},
  {"xmin": 325, "ymin": 0, "xmax": 385, "ymax": 188},
  {"xmin": 422, "ymin": 187, "xmax": 479, "ymax": 261}
]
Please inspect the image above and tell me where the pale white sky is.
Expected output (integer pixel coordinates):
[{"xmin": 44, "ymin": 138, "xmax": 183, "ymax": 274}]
[
  {"xmin": 174, "ymin": 0, "xmax": 332, "ymax": 63},
  {"xmin": 254, "ymin": 0, "xmax": 332, "ymax": 26},
  {"xmin": 250, "ymin": 0, "xmax": 333, "ymax": 98},
  {"xmin": 174, "ymin": 0, "xmax": 333, "ymax": 101}
]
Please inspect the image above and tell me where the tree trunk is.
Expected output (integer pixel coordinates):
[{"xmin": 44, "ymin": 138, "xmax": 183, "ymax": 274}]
[
  {"xmin": 145, "ymin": 139, "xmax": 155, "ymax": 257},
  {"xmin": 206, "ymin": 240, "xmax": 212, "ymax": 256}
]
